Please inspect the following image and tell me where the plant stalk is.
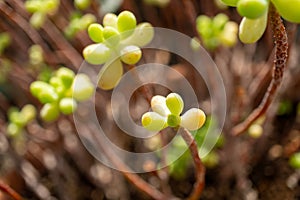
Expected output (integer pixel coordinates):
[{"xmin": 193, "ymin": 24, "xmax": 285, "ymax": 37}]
[
  {"xmin": 180, "ymin": 128, "xmax": 205, "ymax": 200},
  {"xmin": 0, "ymin": 181, "xmax": 23, "ymax": 200},
  {"xmin": 232, "ymin": 3, "xmax": 288, "ymax": 136}
]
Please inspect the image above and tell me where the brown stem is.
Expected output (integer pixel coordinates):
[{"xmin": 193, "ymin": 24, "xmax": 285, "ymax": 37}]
[
  {"xmin": 158, "ymin": 130, "xmax": 173, "ymax": 196},
  {"xmin": 232, "ymin": 3, "xmax": 288, "ymax": 136},
  {"xmin": 87, "ymin": 125, "xmax": 167, "ymax": 200},
  {"xmin": 180, "ymin": 128, "xmax": 205, "ymax": 200},
  {"xmin": 0, "ymin": 181, "xmax": 23, "ymax": 200},
  {"xmin": 126, "ymin": 64, "xmax": 153, "ymax": 103}
]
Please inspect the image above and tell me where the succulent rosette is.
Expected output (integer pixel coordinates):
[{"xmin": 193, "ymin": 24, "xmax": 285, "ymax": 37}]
[
  {"xmin": 30, "ymin": 67, "xmax": 94, "ymax": 122},
  {"xmin": 83, "ymin": 11, "xmax": 154, "ymax": 90},
  {"xmin": 141, "ymin": 93, "xmax": 206, "ymax": 132}
]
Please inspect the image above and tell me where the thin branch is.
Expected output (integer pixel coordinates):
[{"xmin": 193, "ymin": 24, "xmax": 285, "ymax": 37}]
[
  {"xmin": 0, "ymin": 181, "xmax": 23, "ymax": 200},
  {"xmin": 180, "ymin": 128, "xmax": 205, "ymax": 200},
  {"xmin": 87, "ymin": 125, "xmax": 167, "ymax": 200},
  {"xmin": 232, "ymin": 3, "xmax": 288, "ymax": 136},
  {"xmin": 125, "ymin": 64, "xmax": 153, "ymax": 103},
  {"xmin": 158, "ymin": 130, "xmax": 173, "ymax": 197}
]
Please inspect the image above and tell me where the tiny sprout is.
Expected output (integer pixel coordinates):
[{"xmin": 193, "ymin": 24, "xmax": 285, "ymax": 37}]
[
  {"xmin": 72, "ymin": 74, "xmax": 94, "ymax": 101},
  {"xmin": 289, "ymin": 152, "xmax": 300, "ymax": 169},
  {"xmin": 7, "ymin": 123, "xmax": 22, "ymax": 137},
  {"xmin": 237, "ymin": 0, "xmax": 268, "ymax": 19},
  {"xmin": 239, "ymin": 12, "xmax": 268, "ymax": 43},
  {"xmin": 272, "ymin": 0, "xmax": 300, "ymax": 23},
  {"xmin": 64, "ymin": 13, "xmax": 96, "ymax": 38},
  {"xmin": 30, "ymin": 67, "xmax": 94, "ymax": 122},
  {"xmin": 29, "ymin": 45, "xmax": 43, "ymax": 65},
  {"xmin": 196, "ymin": 13, "xmax": 238, "ymax": 50},
  {"xmin": 59, "ymin": 98, "xmax": 77, "ymax": 115},
  {"xmin": 83, "ymin": 43, "xmax": 111, "ymax": 65},
  {"xmin": 180, "ymin": 108, "xmax": 206, "ymax": 131},
  {"xmin": 167, "ymin": 114, "xmax": 181, "ymax": 127},
  {"xmin": 56, "ymin": 67, "xmax": 75, "ymax": 88},
  {"xmin": 142, "ymin": 112, "xmax": 167, "ymax": 131},
  {"xmin": 141, "ymin": 93, "xmax": 206, "ymax": 132},
  {"xmin": 7, "ymin": 104, "xmax": 36, "ymax": 137},
  {"xmin": 88, "ymin": 23, "xmax": 104, "ymax": 43},
  {"xmin": 40, "ymin": 103, "xmax": 60, "ymax": 122},
  {"xmin": 25, "ymin": 0, "xmax": 60, "ymax": 29},
  {"xmin": 120, "ymin": 45, "xmax": 142, "ymax": 65},
  {"xmin": 166, "ymin": 93, "xmax": 184, "ymax": 115},
  {"xmin": 74, "ymin": 0, "xmax": 91, "ymax": 10},
  {"xmin": 151, "ymin": 95, "xmax": 170, "ymax": 116},
  {"xmin": 103, "ymin": 13, "xmax": 118, "ymax": 28},
  {"xmin": 0, "ymin": 32, "xmax": 11, "ymax": 55},
  {"xmin": 103, "ymin": 26, "xmax": 121, "ymax": 46}
]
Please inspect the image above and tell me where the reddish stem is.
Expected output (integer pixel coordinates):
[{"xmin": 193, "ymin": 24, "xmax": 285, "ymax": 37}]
[
  {"xmin": 232, "ymin": 3, "xmax": 288, "ymax": 136},
  {"xmin": 180, "ymin": 128, "xmax": 205, "ymax": 200},
  {"xmin": 0, "ymin": 181, "xmax": 23, "ymax": 200}
]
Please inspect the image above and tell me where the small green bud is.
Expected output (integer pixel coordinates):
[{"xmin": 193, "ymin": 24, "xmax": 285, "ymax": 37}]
[
  {"xmin": 25, "ymin": 1, "xmax": 41, "ymax": 13},
  {"xmin": 74, "ymin": 0, "xmax": 91, "ymax": 10},
  {"xmin": 30, "ymin": 81, "xmax": 59, "ymax": 103},
  {"xmin": 142, "ymin": 112, "xmax": 167, "ymax": 131},
  {"xmin": 30, "ymin": 81, "xmax": 49, "ymax": 97},
  {"xmin": 272, "ymin": 0, "xmax": 300, "ymax": 23},
  {"xmin": 196, "ymin": 15, "xmax": 212, "ymax": 38},
  {"xmin": 29, "ymin": 45, "xmax": 43, "ymax": 65},
  {"xmin": 219, "ymin": 21, "xmax": 238, "ymax": 47},
  {"xmin": 49, "ymin": 76, "xmax": 63, "ymax": 88},
  {"xmin": 120, "ymin": 45, "xmax": 142, "ymax": 65},
  {"xmin": 72, "ymin": 74, "xmax": 94, "ymax": 101},
  {"xmin": 56, "ymin": 67, "xmax": 75, "ymax": 88},
  {"xmin": 150, "ymin": 95, "xmax": 170, "ymax": 116},
  {"xmin": 50, "ymin": 77, "xmax": 66, "ymax": 98},
  {"xmin": 7, "ymin": 123, "xmax": 22, "ymax": 137},
  {"xmin": 59, "ymin": 98, "xmax": 77, "ymax": 114},
  {"xmin": 39, "ymin": 87, "xmax": 59, "ymax": 103},
  {"xmin": 9, "ymin": 112, "xmax": 26, "ymax": 127},
  {"xmin": 30, "ymin": 12, "xmax": 46, "ymax": 29},
  {"xmin": 212, "ymin": 13, "xmax": 228, "ymax": 31},
  {"xmin": 83, "ymin": 43, "xmax": 111, "ymax": 65},
  {"xmin": 21, "ymin": 104, "xmax": 36, "ymax": 123},
  {"xmin": 80, "ymin": 14, "xmax": 96, "ymax": 28},
  {"xmin": 167, "ymin": 114, "xmax": 181, "ymax": 127},
  {"xmin": 117, "ymin": 11, "xmax": 136, "ymax": 38},
  {"xmin": 180, "ymin": 108, "xmax": 206, "ymax": 131},
  {"xmin": 103, "ymin": 26, "xmax": 120, "ymax": 46},
  {"xmin": 122, "ymin": 23, "xmax": 154, "ymax": 47},
  {"xmin": 43, "ymin": 0, "xmax": 59, "ymax": 14},
  {"xmin": 237, "ymin": 0, "xmax": 268, "ymax": 19},
  {"xmin": 166, "ymin": 93, "xmax": 184, "ymax": 115},
  {"xmin": 239, "ymin": 13, "xmax": 267, "ymax": 44},
  {"xmin": 40, "ymin": 103, "xmax": 60, "ymax": 122},
  {"xmin": 289, "ymin": 152, "xmax": 300, "ymax": 169},
  {"xmin": 88, "ymin": 23, "xmax": 104, "ymax": 43},
  {"xmin": 103, "ymin": 13, "xmax": 118, "ymax": 28}
]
